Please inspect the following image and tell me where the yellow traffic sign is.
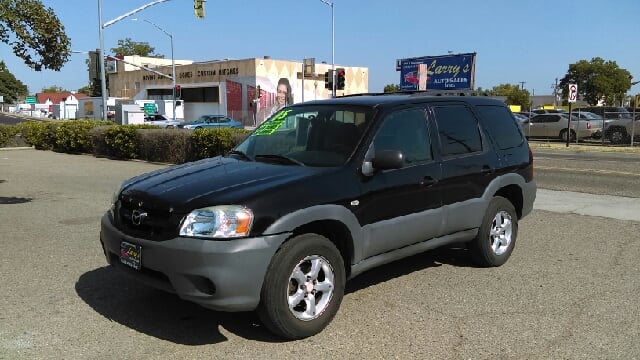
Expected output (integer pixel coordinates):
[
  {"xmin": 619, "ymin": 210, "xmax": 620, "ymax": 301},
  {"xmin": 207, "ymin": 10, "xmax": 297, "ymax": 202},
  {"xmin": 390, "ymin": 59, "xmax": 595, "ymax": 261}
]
[{"xmin": 635, "ymin": 94, "xmax": 640, "ymax": 109}]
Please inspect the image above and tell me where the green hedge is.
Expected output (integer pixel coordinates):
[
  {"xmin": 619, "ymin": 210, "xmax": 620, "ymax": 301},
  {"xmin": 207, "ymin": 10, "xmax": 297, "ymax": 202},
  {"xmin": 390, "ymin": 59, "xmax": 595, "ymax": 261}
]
[
  {"xmin": 3, "ymin": 120, "xmax": 251, "ymax": 163},
  {"xmin": 137, "ymin": 128, "xmax": 193, "ymax": 164},
  {"xmin": 55, "ymin": 120, "xmax": 112, "ymax": 153},
  {"xmin": 0, "ymin": 124, "xmax": 19, "ymax": 146},
  {"xmin": 18, "ymin": 121, "xmax": 57, "ymax": 150}
]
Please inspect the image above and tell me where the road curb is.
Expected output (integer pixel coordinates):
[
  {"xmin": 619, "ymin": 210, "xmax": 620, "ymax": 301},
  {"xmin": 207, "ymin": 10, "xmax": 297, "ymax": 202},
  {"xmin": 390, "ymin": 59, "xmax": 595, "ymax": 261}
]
[{"xmin": 0, "ymin": 146, "xmax": 34, "ymax": 151}]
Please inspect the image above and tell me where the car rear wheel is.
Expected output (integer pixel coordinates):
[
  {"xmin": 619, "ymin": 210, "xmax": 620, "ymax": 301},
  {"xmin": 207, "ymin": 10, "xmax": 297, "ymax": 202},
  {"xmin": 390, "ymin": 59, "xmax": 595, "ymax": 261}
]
[
  {"xmin": 258, "ymin": 233, "xmax": 345, "ymax": 339},
  {"xmin": 559, "ymin": 129, "xmax": 576, "ymax": 142},
  {"xmin": 468, "ymin": 196, "xmax": 518, "ymax": 267},
  {"xmin": 608, "ymin": 127, "xmax": 628, "ymax": 144}
]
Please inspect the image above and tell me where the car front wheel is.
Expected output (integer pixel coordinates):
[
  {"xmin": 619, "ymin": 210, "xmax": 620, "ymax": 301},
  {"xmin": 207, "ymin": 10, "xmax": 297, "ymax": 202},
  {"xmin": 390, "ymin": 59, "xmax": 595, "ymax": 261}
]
[
  {"xmin": 258, "ymin": 233, "xmax": 345, "ymax": 339},
  {"xmin": 468, "ymin": 196, "xmax": 518, "ymax": 267}
]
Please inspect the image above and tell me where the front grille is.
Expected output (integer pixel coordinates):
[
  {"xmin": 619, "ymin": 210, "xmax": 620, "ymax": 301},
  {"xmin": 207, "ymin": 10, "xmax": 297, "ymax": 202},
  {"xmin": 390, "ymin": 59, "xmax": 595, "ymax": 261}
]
[{"xmin": 115, "ymin": 200, "xmax": 183, "ymax": 241}]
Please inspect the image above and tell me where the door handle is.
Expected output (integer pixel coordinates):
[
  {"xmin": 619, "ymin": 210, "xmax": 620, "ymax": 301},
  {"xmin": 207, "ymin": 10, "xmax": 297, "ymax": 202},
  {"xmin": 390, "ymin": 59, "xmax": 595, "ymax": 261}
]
[{"xmin": 421, "ymin": 176, "xmax": 437, "ymax": 186}]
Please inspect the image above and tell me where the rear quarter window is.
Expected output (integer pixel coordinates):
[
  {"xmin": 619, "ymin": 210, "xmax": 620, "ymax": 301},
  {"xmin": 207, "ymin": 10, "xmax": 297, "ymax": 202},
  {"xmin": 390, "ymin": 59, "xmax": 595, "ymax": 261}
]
[{"xmin": 475, "ymin": 105, "xmax": 524, "ymax": 150}]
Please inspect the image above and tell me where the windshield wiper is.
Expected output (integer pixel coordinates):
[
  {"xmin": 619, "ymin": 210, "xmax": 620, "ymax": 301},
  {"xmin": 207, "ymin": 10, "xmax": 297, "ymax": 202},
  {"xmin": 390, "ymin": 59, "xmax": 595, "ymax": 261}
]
[
  {"xmin": 254, "ymin": 154, "xmax": 305, "ymax": 166},
  {"xmin": 228, "ymin": 150, "xmax": 254, "ymax": 161}
]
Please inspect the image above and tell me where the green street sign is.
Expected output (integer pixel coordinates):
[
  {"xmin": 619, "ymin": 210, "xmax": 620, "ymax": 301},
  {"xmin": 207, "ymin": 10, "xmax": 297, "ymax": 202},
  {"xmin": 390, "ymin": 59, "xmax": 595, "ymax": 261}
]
[
  {"xmin": 143, "ymin": 103, "xmax": 157, "ymax": 114},
  {"xmin": 26, "ymin": 96, "xmax": 36, "ymax": 104}
]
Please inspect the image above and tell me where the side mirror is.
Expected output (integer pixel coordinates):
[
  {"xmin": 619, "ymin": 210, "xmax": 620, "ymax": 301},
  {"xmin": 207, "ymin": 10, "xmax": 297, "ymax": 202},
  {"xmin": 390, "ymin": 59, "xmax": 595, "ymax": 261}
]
[
  {"xmin": 361, "ymin": 149, "xmax": 404, "ymax": 177},
  {"xmin": 372, "ymin": 150, "xmax": 404, "ymax": 170}
]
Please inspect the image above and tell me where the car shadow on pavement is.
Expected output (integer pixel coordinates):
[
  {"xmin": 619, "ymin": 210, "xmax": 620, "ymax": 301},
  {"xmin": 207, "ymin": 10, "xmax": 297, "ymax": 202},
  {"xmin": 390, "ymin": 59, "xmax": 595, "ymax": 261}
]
[
  {"xmin": 75, "ymin": 267, "xmax": 286, "ymax": 344},
  {"xmin": 75, "ymin": 246, "xmax": 476, "ymax": 344},
  {"xmin": 345, "ymin": 245, "xmax": 478, "ymax": 294}
]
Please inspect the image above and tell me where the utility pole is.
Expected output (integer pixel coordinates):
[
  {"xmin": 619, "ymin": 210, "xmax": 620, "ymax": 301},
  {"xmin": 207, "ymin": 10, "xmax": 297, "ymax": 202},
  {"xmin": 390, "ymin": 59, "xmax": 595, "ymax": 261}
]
[
  {"xmin": 519, "ymin": 81, "xmax": 526, "ymax": 90},
  {"xmin": 553, "ymin": 77, "xmax": 559, "ymax": 108}
]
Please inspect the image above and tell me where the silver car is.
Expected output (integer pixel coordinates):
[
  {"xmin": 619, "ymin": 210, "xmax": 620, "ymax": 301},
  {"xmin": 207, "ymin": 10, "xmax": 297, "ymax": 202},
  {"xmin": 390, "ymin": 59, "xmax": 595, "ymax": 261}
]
[{"xmin": 522, "ymin": 113, "xmax": 602, "ymax": 141}]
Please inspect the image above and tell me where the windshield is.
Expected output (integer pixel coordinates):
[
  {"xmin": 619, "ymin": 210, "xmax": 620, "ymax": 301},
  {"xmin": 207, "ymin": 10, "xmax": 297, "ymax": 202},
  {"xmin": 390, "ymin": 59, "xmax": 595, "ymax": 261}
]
[{"xmin": 234, "ymin": 104, "xmax": 376, "ymax": 166}]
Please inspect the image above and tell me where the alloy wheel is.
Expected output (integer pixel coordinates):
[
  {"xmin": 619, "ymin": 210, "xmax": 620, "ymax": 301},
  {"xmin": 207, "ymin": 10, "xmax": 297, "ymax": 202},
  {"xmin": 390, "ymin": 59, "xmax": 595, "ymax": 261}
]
[{"xmin": 287, "ymin": 255, "xmax": 335, "ymax": 321}]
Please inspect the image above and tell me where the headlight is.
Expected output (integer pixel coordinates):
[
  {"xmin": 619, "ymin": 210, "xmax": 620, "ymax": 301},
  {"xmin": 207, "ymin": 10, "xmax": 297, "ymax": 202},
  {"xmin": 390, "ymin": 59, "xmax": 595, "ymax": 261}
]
[
  {"xmin": 109, "ymin": 182, "xmax": 124, "ymax": 218},
  {"xmin": 179, "ymin": 205, "xmax": 253, "ymax": 239}
]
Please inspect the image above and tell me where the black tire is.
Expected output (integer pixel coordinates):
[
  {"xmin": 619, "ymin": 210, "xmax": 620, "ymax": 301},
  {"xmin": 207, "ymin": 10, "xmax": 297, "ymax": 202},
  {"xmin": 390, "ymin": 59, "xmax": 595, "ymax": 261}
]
[
  {"xmin": 608, "ymin": 127, "xmax": 628, "ymax": 144},
  {"xmin": 559, "ymin": 129, "xmax": 575, "ymax": 142},
  {"xmin": 468, "ymin": 196, "xmax": 518, "ymax": 267},
  {"xmin": 258, "ymin": 233, "xmax": 345, "ymax": 339}
]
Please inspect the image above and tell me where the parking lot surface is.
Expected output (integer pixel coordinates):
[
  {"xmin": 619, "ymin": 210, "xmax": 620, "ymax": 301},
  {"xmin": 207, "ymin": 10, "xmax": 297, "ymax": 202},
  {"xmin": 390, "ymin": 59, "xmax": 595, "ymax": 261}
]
[{"xmin": 1, "ymin": 149, "xmax": 639, "ymax": 359}]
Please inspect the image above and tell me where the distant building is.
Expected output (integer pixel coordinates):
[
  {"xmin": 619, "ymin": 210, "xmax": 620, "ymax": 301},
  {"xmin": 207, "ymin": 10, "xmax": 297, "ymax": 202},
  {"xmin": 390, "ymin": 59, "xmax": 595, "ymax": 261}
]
[
  {"xmin": 35, "ymin": 92, "xmax": 89, "ymax": 119},
  {"xmin": 107, "ymin": 56, "xmax": 369, "ymax": 126}
]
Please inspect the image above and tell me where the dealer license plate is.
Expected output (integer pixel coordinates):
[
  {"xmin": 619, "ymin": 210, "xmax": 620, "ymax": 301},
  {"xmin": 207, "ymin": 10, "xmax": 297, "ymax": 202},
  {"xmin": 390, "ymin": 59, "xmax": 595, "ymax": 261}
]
[{"xmin": 120, "ymin": 241, "xmax": 141, "ymax": 270}]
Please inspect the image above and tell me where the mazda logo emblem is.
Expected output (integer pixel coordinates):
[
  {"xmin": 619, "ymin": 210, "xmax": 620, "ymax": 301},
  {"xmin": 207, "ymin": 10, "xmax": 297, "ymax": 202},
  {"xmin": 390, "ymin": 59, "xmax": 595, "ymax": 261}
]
[{"xmin": 131, "ymin": 209, "xmax": 148, "ymax": 226}]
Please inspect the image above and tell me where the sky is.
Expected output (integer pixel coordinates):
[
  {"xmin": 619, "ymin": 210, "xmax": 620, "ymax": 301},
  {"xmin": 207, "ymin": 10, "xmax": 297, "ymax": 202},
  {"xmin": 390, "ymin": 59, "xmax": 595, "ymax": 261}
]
[{"xmin": 2, "ymin": 0, "xmax": 639, "ymax": 96}]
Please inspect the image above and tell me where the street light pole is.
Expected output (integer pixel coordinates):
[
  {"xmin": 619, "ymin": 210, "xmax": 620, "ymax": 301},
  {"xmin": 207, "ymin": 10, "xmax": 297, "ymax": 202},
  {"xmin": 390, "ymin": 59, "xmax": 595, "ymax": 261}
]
[
  {"xmin": 98, "ymin": 0, "xmax": 108, "ymax": 120},
  {"xmin": 98, "ymin": 0, "xmax": 172, "ymax": 122},
  {"xmin": 138, "ymin": 19, "xmax": 176, "ymax": 121},
  {"xmin": 319, "ymin": 0, "xmax": 334, "ymax": 98}
]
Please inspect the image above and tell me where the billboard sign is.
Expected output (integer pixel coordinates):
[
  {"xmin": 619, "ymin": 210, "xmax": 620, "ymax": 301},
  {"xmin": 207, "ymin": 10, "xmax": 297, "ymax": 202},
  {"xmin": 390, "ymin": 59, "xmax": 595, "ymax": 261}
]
[{"xmin": 398, "ymin": 53, "xmax": 476, "ymax": 91}]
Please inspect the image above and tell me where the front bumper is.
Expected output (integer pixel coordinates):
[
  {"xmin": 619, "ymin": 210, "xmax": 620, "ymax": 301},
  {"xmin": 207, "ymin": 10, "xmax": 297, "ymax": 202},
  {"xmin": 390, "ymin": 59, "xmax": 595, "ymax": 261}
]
[{"xmin": 99, "ymin": 213, "xmax": 291, "ymax": 312}]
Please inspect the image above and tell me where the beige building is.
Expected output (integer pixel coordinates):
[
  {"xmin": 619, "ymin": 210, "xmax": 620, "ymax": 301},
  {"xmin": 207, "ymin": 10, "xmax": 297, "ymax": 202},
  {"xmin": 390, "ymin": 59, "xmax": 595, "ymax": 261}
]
[{"xmin": 107, "ymin": 56, "xmax": 369, "ymax": 126}]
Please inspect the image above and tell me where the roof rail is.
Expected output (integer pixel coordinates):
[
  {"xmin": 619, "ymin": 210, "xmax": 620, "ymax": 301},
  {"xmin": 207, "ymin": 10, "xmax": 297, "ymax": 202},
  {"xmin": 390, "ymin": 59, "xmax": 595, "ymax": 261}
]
[
  {"xmin": 339, "ymin": 90, "xmax": 478, "ymax": 98},
  {"xmin": 338, "ymin": 92, "xmax": 391, "ymax": 98},
  {"xmin": 408, "ymin": 90, "xmax": 478, "ymax": 97}
]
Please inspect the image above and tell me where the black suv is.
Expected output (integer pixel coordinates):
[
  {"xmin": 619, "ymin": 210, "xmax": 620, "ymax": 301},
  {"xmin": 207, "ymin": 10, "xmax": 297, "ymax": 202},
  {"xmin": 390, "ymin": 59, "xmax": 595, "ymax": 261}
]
[{"xmin": 99, "ymin": 93, "xmax": 537, "ymax": 339}]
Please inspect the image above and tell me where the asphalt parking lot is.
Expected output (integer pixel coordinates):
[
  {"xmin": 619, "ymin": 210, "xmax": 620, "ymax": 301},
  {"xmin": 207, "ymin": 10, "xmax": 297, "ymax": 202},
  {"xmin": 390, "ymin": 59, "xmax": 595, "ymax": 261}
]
[{"xmin": 1, "ymin": 149, "xmax": 639, "ymax": 359}]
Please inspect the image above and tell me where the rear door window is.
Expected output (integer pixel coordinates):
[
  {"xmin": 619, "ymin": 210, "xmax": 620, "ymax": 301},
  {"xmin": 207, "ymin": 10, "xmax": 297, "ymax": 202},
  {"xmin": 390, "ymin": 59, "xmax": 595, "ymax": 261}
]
[{"xmin": 432, "ymin": 104, "xmax": 483, "ymax": 157}]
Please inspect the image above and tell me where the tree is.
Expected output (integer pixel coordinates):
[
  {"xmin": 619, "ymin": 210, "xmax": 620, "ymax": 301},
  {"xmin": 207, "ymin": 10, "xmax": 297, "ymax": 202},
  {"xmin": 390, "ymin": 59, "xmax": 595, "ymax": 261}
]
[
  {"xmin": 0, "ymin": 0, "xmax": 71, "ymax": 71},
  {"xmin": 77, "ymin": 84, "xmax": 92, "ymax": 96},
  {"xmin": 0, "ymin": 61, "xmax": 28, "ymax": 103},
  {"xmin": 558, "ymin": 57, "xmax": 632, "ymax": 106},
  {"xmin": 110, "ymin": 38, "xmax": 163, "ymax": 58},
  {"xmin": 491, "ymin": 83, "xmax": 531, "ymax": 109},
  {"xmin": 476, "ymin": 86, "xmax": 496, "ymax": 96},
  {"xmin": 383, "ymin": 84, "xmax": 400, "ymax": 93},
  {"xmin": 41, "ymin": 85, "xmax": 67, "ymax": 93}
]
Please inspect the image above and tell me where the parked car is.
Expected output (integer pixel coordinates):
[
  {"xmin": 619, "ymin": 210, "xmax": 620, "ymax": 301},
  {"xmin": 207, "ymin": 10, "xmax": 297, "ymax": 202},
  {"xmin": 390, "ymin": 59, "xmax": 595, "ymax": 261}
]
[
  {"xmin": 573, "ymin": 106, "xmax": 632, "ymax": 120},
  {"xmin": 521, "ymin": 113, "xmax": 602, "ymax": 141},
  {"xmin": 515, "ymin": 111, "xmax": 534, "ymax": 119},
  {"xmin": 573, "ymin": 107, "xmax": 636, "ymax": 144},
  {"xmin": 178, "ymin": 115, "xmax": 243, "ymax": 129},
  {"xmin": 603, "ymin": 116, "xmax": 640, "ymax": 144},
  {"xmin": 99, "ymin": 94, "xmax": 536, "ymax": 339},
  {"xmin": 571, "ymin": 111, "xmax": 605, "ymax": 139},
  {"xmin": 531, "ymin": 109, "xmax": 567, "ymax": 115},
  {"xmin": 143, "ymin": 114, "xmax": 181, "ymax": 128},
  {"xmin": 624, "ymin": 107, "xmax": 640, "ymax": 120},
  {"xmin": 513, "ymin": 113, "xmax": 528, "ymax": 124}
]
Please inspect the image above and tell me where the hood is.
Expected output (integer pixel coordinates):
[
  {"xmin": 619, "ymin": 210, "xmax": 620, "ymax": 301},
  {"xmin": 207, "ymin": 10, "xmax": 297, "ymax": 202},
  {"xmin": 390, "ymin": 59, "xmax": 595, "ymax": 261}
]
[{"xmin": 120, "ymin": 156, "xmax": 321, "ymax": 212}]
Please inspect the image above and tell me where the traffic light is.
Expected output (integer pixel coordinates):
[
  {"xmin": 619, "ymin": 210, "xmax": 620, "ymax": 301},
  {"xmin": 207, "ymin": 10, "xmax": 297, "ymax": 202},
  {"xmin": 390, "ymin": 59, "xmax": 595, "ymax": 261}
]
[
  {"xmin": 324, "ymin": 70, "xmax": 333, "ymax": 90},
  {"xmin": 174, "ymin": 85, "xmax": 182, "ymax": 99},
  {"xmin": 256, "ymin": 85, "xmax": 262, "ymax": 98},
  {"xmin": 336, "ymin": 68, "xmax": 346, "ymax": 90}
]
